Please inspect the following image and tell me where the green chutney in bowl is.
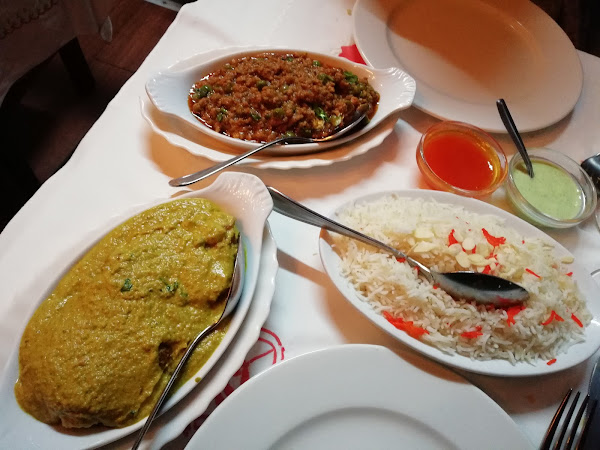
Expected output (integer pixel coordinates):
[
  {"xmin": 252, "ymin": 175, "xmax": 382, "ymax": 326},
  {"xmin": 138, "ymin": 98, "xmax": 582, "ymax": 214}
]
[{"xmin": 506, "ymin": 148, "xmax": 597, "ymax": 228}]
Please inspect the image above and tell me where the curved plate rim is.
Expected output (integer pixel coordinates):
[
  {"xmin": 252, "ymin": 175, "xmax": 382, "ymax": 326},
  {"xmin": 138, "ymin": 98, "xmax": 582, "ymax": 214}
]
[
  {"xmin": 140, "ymin": 94, "xmax": 399, "ymax": 170},
  {"xmin": 318, "ymin": 189, "xmax": 600, "ymax": 377},
  {"xmin": 353, "ymin": 0, "xmax": 583, "ymax": 133},
  {"xmin": 0, "ymin": 173, "xmax": 273, "ymax": 449},
  {"xmin": 185, "ymin": 344, "xmax": 532, "ymax": 449}
]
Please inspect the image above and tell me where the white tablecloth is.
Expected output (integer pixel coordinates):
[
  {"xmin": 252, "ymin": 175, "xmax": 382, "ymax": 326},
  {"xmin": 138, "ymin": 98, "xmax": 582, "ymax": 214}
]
[{"xmin": 2, "ymin": 0, "xmax": 600, "ymax": 448}]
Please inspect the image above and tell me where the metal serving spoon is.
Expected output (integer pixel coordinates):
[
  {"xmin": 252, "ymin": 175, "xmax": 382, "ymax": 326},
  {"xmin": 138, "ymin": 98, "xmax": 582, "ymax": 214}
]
[
  {"xmin": 497, "ymin": 98, "xmax": 534, "ymax": 178},
  {"xmin": 169, "ymin": 110, "xmax": 367, "ymax": 187},
  {"xmin": 131, "ymin": 243, "xmax": 245, "ymax": 449},
  {"xmin": 268, "ymin": 187, "xmax": 529, "ymax": 306},
  {"xmin": 581, "ymin": 153, "xmax": 600, "ymax": 194}
]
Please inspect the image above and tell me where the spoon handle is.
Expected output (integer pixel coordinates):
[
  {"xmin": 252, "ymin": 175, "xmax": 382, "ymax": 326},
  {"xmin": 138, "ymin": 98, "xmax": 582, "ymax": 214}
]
[
  {"xmin": 496, "ymin": 99, "xmax": 534, "ymax": 178},
  {"xmin": 131, "ymin": 320, "xmax": 217, "ymax": 450},
  {"xmin": 169, "ymin": 136, "xmax": 290, "ymax": 187},
  {"xmin": 131, "ymin": 247, "xmax": 243, "ymax": 449},
  {"xmin": 169, "ymin": 111, "xmax": 366, "ymax": 187},
  {"xmin": 267, "ymin": 186, "xmax": 432, "ymax": 278}
]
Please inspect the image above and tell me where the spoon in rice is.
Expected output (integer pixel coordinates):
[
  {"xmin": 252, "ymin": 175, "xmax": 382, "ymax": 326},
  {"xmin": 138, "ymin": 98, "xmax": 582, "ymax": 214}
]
[
  {"xmin": 268, "ymin": 187, "xmax": 529, "ymax": 306},
  {"xmin": 169, "ymin": 109, "xmax": 367, "ymax": 187}
]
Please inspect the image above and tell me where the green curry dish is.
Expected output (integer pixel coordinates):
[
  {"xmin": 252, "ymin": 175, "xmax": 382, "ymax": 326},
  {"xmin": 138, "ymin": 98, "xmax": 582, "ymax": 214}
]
[
  {"xmin": 121, "ymin": 278, "xmax": 133, "ymax": 292},
  {"xmin": 15, "ymin": 198, "xmax": 239, "ymax": 429}
]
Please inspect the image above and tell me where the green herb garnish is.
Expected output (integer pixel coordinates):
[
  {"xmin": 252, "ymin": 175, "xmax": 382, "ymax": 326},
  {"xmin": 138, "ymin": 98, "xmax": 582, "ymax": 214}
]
[
  {"xmin": 250, "ymin": 109, "xmax": 261, "ymax": 121},
  {"xmin": 344, "ymin": 71, "xmax": 359, "ymax": 84},
  {"xmin": 313, "ymin": 106, "xmax": 328, "ymax": 121},
  {"xmin": 192, "ymin": 84, "xmax": 213, "ymax": 100},
  {"xmin": 317, "ymin": 73, "xmax": 334, "ymax": 84},
  {"xmin": 121, "ymin": 278, "xmax": 133, "ymax": 292},
  {"xmin": 216, "ymin": 107, "xmax": 228, "ymax": 122},
  {"xmin": 256, "ymin": 79, "xmax": 269, "ymax": 90}
]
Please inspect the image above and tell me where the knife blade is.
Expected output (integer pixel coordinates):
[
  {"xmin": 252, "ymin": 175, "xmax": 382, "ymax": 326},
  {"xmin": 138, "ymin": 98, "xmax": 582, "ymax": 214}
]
[{"xmin": 580, "ymin": 355, "xmax": 600, "ymax": 449}]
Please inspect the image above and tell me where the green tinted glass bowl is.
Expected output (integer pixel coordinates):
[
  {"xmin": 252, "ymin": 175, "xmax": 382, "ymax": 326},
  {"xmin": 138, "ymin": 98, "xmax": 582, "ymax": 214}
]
[{"xmin": 506, "ymin": 148, "xmax": 597, "ymax": 228}]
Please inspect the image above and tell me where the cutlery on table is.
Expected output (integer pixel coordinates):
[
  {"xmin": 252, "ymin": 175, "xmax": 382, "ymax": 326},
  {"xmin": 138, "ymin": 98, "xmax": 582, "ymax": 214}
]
[
  {"xmin": 581, "ymin": 153, "xmax": 600, "ymax": 194},
  {"xmin": 496, "ymin": 98, "xmax": 534, "ymax": 178},
  {"xmin": 579, "ymin": 355, "xmax": 600, "ymax": 450},
  {"xmin": 541, "ymin": 355, "xmax": 600, "ymax": 450},
  {"xmin": 169, "ymin": 109, "xmax": 367, "ymax": 187},
  {"xmin": 131, "ymin": 243, "xmax": 245, "ymax": 449},
  {"xmin": 267, "ymin": 186, "xmax": 529, "ymax": 306}
]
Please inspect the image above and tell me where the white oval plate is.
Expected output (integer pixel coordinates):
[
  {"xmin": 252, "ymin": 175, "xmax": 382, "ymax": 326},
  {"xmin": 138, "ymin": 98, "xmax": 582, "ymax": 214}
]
[
  {"xmin": 140, "ymin": 94, "xmax": 398, "ymax": 170},
  {"xmin": 145, "ymin": 46, "xmax": 415, "ymax": 154},
  {"xmin": 318, "ymin": 190, "xmax": 600, "ymax": 377},
  {"xmin": 353, "ymin": 0, "xmax": 583, "ymax": 132},
  {"xmin": 0, "ymin": 173, "xmax": 274, "ymax": 449},
  {"xmin": 186, "ymin": 345, "xmax": 532, "ymax": 449}
]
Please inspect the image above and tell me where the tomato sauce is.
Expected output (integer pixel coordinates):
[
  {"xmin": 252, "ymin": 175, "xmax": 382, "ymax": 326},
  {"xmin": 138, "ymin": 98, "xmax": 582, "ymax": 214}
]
[{"xmin": 423, "ymin": 132, "xmax": 498, "ymax": 190}]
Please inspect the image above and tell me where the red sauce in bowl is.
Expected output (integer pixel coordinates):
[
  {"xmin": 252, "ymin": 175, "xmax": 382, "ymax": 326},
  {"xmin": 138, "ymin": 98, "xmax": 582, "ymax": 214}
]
[
  {"xmin": 416, "ymin": 121, "xmax": 507, "ymax": 197},
  {"xmin": 423, "ymin": 132, "xmax": 496, "ymax": 190}
]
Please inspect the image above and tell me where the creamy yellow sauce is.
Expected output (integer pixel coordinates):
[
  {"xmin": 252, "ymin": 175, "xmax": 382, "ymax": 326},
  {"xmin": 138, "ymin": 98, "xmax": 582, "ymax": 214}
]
[{"xmin": 15, "ymin": 198, "xmax": 238, "ymax": 428}]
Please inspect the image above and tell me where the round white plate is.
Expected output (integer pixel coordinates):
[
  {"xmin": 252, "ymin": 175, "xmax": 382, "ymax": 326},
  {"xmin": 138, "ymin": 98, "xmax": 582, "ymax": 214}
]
[
  {"xmin": 353, "ymin": 0, "xmax": 583, "ymax": 132},
  {"xmin": 186, "ymin": 345, "xmax": 532, "ymax": 449},
  {"xmin": 0, "ymin": 173, "xmax": 276, "ymax": 449},
  {"xmin": 318, "ymin": 190, "xmax": 600, "ymax": 377}
]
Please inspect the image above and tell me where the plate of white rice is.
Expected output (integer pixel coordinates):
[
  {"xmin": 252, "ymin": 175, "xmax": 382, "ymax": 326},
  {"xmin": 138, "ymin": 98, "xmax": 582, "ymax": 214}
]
[{"xmin": 319, "ymin": 190, "xmax": 600, "ymax": 377}]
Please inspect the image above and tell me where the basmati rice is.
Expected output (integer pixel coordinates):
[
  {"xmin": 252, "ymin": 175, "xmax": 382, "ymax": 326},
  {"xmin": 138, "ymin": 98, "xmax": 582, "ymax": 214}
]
[{"xmin": 332, "ymin": 195, "xmax": 591, "ymax": 364}]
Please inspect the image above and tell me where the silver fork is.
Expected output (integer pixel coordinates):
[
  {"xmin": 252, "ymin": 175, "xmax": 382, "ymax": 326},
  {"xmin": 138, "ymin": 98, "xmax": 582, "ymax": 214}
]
[{"xmin": 540, "ymin": 389, "xmax": 597, "ymax": 450}]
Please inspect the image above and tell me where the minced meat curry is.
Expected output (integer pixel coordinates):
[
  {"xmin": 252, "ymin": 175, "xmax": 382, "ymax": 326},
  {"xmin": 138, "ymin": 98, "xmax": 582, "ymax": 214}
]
[
  {"xmin": 188, "ymin": 52, "xmax": 380, "ymax": 142},
  {"xmin": 14, "ymin": 198, "xmax": 238, "ymax": 428}
]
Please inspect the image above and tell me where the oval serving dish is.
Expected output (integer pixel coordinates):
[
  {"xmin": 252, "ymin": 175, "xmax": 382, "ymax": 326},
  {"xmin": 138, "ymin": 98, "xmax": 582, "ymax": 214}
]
[
  {"xmin": 0, "ymin": 173, "xmax": 274, "ymax": 449},
  {"xmin": 318, "ymin": 190, "xmax": 600, "ymax": 377},
  {"xmin": 146, "ymin": 47, "xmax": 416, "ymax": 154}
]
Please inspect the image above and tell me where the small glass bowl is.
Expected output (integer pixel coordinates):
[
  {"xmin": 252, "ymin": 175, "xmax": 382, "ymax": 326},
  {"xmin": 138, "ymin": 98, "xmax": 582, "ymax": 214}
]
[
  {"xmin": 416, "ymin": 121, "xmax": 508, "ymax": 197},
  {"xmin": 506, "ymin": 148, "xmax": 597, "ymax": 228}
]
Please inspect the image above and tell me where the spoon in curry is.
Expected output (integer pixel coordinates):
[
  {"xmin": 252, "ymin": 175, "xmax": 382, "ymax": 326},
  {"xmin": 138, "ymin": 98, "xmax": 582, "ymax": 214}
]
[
  {"xmin": 268, "ymin": 187, "xmax": 529, "ymax": 306},
  {"xmin": 169, "ymin": 109, "xmax": 368, "ymax": 187},
  {"xmin": 131, "ymin": 242, "xmax": 245, "ymax": 450}
]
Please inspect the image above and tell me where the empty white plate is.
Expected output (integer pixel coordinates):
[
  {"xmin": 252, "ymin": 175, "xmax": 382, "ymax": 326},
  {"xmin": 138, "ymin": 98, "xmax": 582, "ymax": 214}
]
[
  {"xmin": 353, "ymin": 0, "xmax": 583, "ymax": 132},
  {"xmin": 186, "ymin": 345, "xmax": 532, "ymax": 449}
]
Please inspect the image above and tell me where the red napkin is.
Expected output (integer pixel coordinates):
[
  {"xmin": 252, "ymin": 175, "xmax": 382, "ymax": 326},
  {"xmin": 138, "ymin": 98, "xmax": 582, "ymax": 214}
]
[{"xmin": 339, "ymin": 44, "xmax": 366, "ymax": 65}]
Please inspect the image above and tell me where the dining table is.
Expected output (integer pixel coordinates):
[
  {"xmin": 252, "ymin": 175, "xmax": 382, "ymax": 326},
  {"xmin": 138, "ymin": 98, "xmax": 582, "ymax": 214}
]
[{"xmin": 2, "ymin": 0, "xmax": 600, "ymax": 448}]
